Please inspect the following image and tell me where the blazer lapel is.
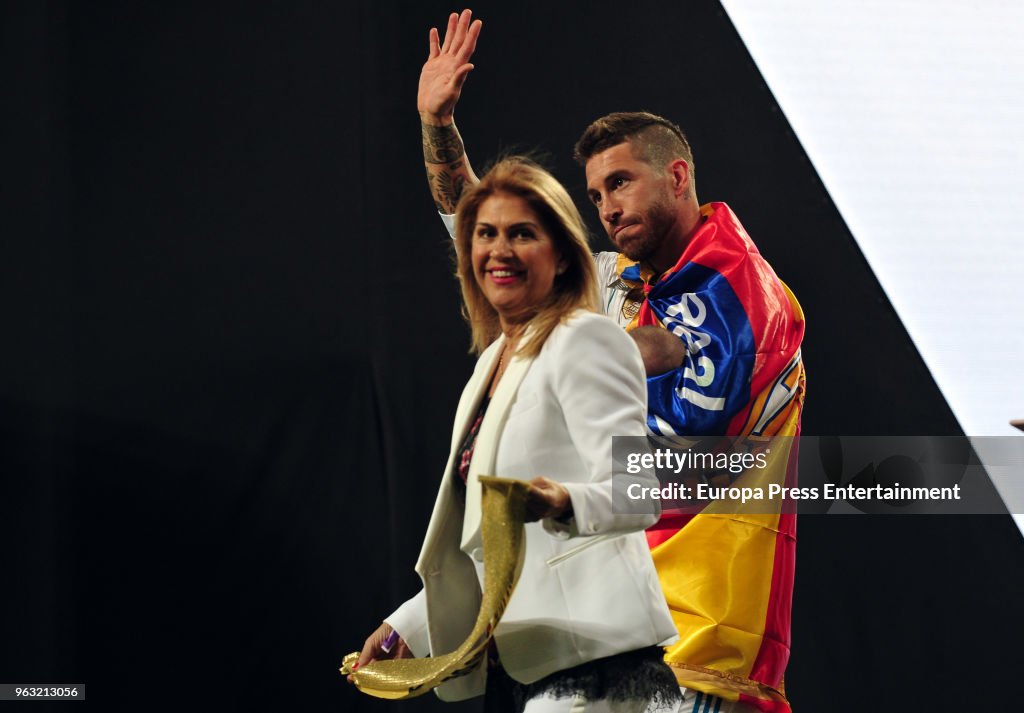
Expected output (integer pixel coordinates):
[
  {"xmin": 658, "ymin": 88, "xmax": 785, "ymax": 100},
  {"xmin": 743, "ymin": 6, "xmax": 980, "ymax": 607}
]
[
  {"xmin": 461, "ymin": 343, "xmax": 535, "ymax": 551},
  {"xmin": 449, "ymin": 338, "xmax": 504, "ymax": 454},
  {"xmin": 414, "ymin": 335, "xmax": 505, "ymax": 575}
]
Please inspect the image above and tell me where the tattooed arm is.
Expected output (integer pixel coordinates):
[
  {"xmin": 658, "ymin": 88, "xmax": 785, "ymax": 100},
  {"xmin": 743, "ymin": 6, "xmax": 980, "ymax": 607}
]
[
  {"xmin": 418, "ymin": 10, "xmax": 481, "ymax": 214},
  {"xmin": 422, "ymin": 121, "xmax": 478, "ymax": 214}
]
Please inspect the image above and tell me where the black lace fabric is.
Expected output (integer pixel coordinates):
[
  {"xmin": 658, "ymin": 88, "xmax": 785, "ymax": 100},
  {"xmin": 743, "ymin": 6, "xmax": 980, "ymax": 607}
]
[{"xmin": 484, "ymin": 646, "xmax": 681, "ymax": 713}]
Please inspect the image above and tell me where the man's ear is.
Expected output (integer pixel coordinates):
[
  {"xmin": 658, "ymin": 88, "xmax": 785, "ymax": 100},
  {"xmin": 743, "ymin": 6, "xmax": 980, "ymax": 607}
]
[{"xmin": 668, "ymin": 158, "xmax": 691, "ymax": 198}]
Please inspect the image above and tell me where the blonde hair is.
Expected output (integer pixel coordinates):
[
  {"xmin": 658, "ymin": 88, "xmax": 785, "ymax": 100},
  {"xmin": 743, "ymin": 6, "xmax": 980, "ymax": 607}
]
[{"xmin": 454, "ymin": 157, "xmax": 598, "ymax": 358}]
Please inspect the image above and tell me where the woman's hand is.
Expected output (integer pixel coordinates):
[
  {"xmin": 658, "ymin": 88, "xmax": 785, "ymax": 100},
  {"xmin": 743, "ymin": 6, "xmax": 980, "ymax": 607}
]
[
  {"xmin": 525, "ymin": 476, "xmax": 573, "ymax": 522},
  {"xmin": 417, "ymin": 9, "xmax": 482, "ymax": 125},
  {"xmin": 347, "ymin": 622, "xmax": 412, "ymax": 682}
]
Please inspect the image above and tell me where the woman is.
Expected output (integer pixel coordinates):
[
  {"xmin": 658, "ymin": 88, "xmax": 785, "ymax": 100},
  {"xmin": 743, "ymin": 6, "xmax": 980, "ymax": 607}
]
[{"xmin": 354, "ymin": 158, "xmax": 679, "ymax": 712}]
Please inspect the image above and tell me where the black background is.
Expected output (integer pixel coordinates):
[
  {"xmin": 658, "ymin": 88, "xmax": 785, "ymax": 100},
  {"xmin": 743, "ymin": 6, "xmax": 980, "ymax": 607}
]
[{"xmin": 4, "ymin": 1, "xmax": 1022, "ymax": 711}]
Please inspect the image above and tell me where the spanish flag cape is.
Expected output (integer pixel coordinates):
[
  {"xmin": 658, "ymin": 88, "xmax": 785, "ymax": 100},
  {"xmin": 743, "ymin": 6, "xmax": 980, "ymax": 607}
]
[{"xmin": 618, "ymin": 203, "xmax": 806, "ymax": 712}]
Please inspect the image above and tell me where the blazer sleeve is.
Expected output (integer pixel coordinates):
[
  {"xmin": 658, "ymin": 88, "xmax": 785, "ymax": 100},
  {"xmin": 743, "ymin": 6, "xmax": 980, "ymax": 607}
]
[
  {"xmin": 542, "ymin": 312, "xmax": 660, "ymax": 538},
  {"xmin": 384, "ymin": 588, "xmax": 430, "ymax": 658}
]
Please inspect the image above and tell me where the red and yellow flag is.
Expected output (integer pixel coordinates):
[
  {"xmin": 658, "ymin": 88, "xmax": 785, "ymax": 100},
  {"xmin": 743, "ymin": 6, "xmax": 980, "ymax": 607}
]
[{"xmin": 621, "ymin": 203, "xmax": 806, "ymax": 712}]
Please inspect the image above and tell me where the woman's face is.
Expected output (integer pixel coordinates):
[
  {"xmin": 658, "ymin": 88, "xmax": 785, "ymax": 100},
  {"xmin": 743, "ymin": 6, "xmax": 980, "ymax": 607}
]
[{"xmin": 471, "ymin": 192, "xmax": 566, "ymax": 330}]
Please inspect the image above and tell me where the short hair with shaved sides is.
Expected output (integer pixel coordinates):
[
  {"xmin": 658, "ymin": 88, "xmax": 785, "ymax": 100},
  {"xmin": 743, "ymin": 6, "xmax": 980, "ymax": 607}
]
[{"xmin": 574, "ymin": 111, "xmax": 696, "ymax": 186}]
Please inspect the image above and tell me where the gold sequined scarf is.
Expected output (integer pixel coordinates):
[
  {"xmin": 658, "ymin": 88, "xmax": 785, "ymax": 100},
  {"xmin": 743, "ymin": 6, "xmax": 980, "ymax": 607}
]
[{"xmin": 340, "ymin": 476, "xmax": 529, "ymax": 699}]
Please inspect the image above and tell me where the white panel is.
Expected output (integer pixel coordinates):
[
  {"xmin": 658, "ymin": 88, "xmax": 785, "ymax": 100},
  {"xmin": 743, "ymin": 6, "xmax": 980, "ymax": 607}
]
[{"xmin": 721, "ymin": 0, "xmax": 1024, "ymax": 524}]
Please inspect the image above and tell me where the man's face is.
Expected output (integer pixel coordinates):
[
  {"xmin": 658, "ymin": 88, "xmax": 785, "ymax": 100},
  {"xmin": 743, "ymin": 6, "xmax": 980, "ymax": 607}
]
[{"xmin": 584, "ymin": 142, "xmax": 677, "ymax": 264}]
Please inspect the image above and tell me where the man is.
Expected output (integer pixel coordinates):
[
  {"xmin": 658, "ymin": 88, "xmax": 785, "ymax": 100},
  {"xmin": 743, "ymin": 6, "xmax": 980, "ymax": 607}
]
[{"xmin": 417, "ymin": 10, "xmax": 806, "ymax": 713}]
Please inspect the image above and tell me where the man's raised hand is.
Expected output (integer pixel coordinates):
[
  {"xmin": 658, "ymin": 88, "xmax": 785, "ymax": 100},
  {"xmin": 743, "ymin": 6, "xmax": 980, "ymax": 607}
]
[{"xmin": 418, "ymin": 9, "xmax": 482, "ymax": 126}]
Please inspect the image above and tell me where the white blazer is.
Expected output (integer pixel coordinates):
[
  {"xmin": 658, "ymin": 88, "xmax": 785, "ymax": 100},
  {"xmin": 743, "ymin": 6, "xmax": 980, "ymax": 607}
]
[{"xmin": 387, "ymin": 311, "xmax": 678, "ymax": 701}]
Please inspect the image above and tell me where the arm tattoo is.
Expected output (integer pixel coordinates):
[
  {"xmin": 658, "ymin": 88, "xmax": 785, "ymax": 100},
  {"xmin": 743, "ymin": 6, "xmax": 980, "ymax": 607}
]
[
  {"xmin": 422, "ymin": 122, "xmax": 466, "ymax": 164},
  {"xmin": 427, "ymin": 167, "xmax": 467, "ymax": 214}
]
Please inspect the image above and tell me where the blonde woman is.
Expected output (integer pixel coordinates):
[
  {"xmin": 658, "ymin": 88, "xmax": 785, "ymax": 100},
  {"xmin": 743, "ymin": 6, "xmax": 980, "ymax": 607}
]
[{"xmin": 354, "ymin": 158, "xmax": 679, "ymax": 713}]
